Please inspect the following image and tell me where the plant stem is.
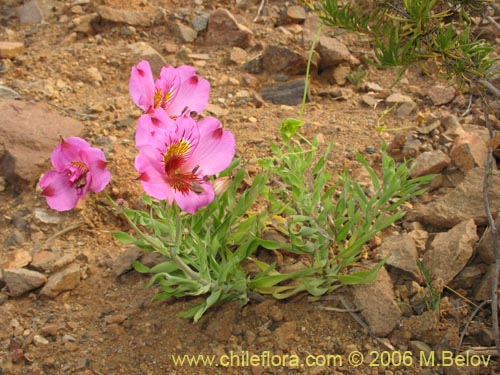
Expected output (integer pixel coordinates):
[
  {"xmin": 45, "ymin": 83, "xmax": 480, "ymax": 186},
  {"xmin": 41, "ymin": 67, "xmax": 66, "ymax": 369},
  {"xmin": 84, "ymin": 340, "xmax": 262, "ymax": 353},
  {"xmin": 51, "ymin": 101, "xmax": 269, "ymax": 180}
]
[
  {"xmin": 300, "ymin": 23, "xmax": 322, "ymax": 122},
  {"xmin": 171, "ymin": 203, "xmax": 208, "ymax": 285}
]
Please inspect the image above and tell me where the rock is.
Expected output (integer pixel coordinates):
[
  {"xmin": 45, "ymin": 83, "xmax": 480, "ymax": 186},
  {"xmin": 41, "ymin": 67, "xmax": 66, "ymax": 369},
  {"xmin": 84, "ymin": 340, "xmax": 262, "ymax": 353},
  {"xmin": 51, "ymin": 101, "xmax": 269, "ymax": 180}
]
[
  {"xmin": 127, "ymin": 42, "xmax": 166, "ymax": 78},
  {"xmin": 34, "ymin": 208, "xmax": 62, "ymax": 224},
  {"xmin": 364, "ymin": 82, "xmax": 383, "ymax": 92},
  {"xmin": 317, "ymin": 36, "xmax": 350, "ymax": 69},
  {"xmin": 191, "ymin": 14, "xmax": 209, "ymax": 32},
  {"xmin": 474, "ymin": 264, "xmax": 499, "ymax": 301},
  {"xmin": 3, "ymin": 269, "xmax": 47, "ymax": 297},
  {"xmin": 396, "ymin": 101, "xmax": 417, "ymax": 118},
  {"xmin": 331, "ymin": 64, "xmax": 351, "ymax": 86},
  {"xmin": 97, "ymin": 6, "xmax": 152, "ymax": 27},
  {"xmin": 350, "ymin": 266, "xmax": 401, "ymax": 336},
  {"xmin": 385, "ymin": 93, "xmax": 415, "ymax": 105},
  {"xmin": 31, "ymin": 251, "xmax": 59, "ymax": 273},
  {"xmin": 408, "ymin": 229, "xmax": 429, "ymax": 253},
  {"xmin": 427, "ymin": 85, "xmax": 456, "ymax": 106},
  {"xmin": 139, "ymin": 252, "xmax": 166, "ymax": 268},
  {"xmin": 402, "ymin": 135, "xmax": 422, "ymax": 160},
  {"xmin": 206, "ymin": 8, "xmax": 253, "ymax": 48},
  {"xmin": 167, "ymin": 21, "xmax": 197, "ymax": 43},
  {"xmin": 409, "ymin": 340, "xmax": 432, "ymax": 356},
  {"xmin": 53, "ymin": 254, "xmax": 77, "ymax": 272},
  {"xmin": 243, "ymin": 55, "xmax": 264, "ymax": 74},
  {"xmin": 40, "ymin": 264, "xmax": 81, "ymax": 298},
  {"xmin": 377, "ymin": 234, "xmax": 421, "ymax": 280},
  {"xmin": 0, "ymin": 41, "xmax": 24, "ymax": 59},
  {"xmin": 229, "ymin": 47, "xmax": 248, "ymax": 64},
  {"xmin": 16, "ymin": 0, "xmax": 43, "ymax": 23},
  {"xmin": 417, "ymin": 120, "xmax": 441, "ymax": 135},
  {"xmin": 422, "ymin": 219, "xmax": 478, "ymax": 284},
  {"xmin": 85, "ymin": 67, "xmax": 103, "ymax": 85},
  {"xmin": 283, "ymin": 5, "xmax": 306, "ymax": 24},
  {"xmin": 0, "ymin": 99, "xmax": 84, "ymax": 187},
  {"xmin": 360, "ymin": 94, "xmax": 382, "ymax": 108},
  {"xmin": 1, "ymin": 250, "xmax": 32, "ymax": 270},
  {"xmin": 450, "ymin": 132, "xmax": 488, "ymax": 173},
  {"xmin": 410, "ymin": 168, "xmax": 500, "ymax": 227},
  {"xmin": 112, "ymin": 247, "xmax": 142, "ymax": 276},
  {"xmin": 73, "ymin": 13, "xmax": 99, "ymax": 34},
  {"xmin": 477, "ymin": 215, "xmax": 500, "ymax": 264},
  {"xmin": 262, "ymin": 45, "xmax": 309, "ymax": 75},
  {"xmin": 261, "ymin": 79, "xmax": 309, "ymax": 106},
  {"xmin": 33, "ymin": 334, "xmax": 49, "ymax": 346},
  {"xmin": 104, "ymin": 314, "xmax": 128, "ymax": 325},
  {"xmin": 410, "ymin": 150, "xmax": 451, "ymax": 178},
  {"xmin": 0, "ymin": 85, "xmax": 21, "ymax": 99},
  {"xmin": 403, "ymin": 311, "xmax": 442, "ymax": 345}
]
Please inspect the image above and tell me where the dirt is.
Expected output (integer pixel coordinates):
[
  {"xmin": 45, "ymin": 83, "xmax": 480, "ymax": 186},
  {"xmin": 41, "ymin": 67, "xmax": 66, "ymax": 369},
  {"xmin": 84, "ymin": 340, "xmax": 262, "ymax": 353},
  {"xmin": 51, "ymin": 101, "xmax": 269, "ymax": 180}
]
[{"xmin": 1, "ymin": 0, "xmax": 499, "ymax": 374}]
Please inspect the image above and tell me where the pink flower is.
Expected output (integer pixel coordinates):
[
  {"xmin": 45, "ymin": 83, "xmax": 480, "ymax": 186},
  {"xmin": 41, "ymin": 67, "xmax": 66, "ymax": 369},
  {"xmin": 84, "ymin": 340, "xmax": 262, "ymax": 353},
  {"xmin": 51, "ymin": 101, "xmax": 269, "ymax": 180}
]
[
  {"xmin": 129, "ymin": 60, "xmax": 210, "ymax": 117},
  {"xmin": 134, "ymin": 114, "xmax": 235, "ymax": 213},
  {"xmin": 40, "ymin": 137, "xmax": 111, "ymax": 211}
]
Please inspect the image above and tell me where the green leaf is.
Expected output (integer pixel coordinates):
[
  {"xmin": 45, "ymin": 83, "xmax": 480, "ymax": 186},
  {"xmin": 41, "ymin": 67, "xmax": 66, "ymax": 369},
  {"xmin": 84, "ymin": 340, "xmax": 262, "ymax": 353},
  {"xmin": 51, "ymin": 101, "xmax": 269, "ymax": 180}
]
[
  {"xmin": 338, "ymin": 261, "xmax": 385, "ymax": 285},
  {"xmin": 132, "ymin": 261, "xmax": 150, "ymax": 273},
  {"xmin": 280, "ymin": 118, "xmax": 304, "ymax": 142},
  {"xmin": 113, "ymin": 231, "xmax": 137, "ymax": 244}
]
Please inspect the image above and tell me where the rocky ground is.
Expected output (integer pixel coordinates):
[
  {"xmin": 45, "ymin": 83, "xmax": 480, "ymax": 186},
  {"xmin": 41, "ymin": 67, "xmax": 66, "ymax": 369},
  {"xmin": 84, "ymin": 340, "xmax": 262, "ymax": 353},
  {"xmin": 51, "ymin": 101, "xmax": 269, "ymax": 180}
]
[{"xmin": 1, "ymin": 0, "xmax": 500, "ymax": 374}]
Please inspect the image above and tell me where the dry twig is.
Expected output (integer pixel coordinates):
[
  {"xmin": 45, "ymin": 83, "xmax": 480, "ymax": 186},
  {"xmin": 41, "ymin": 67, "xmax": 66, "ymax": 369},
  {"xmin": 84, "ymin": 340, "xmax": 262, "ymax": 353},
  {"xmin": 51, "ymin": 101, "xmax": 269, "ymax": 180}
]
[{"xmin": 481, "ymin": 100, "xmax": 500, "ymax": 357}]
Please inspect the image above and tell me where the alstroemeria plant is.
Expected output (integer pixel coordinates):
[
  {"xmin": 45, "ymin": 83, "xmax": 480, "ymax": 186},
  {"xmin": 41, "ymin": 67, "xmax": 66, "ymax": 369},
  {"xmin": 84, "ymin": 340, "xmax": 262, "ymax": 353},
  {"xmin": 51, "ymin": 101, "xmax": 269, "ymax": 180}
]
[{"xmin": 40, "ymin": 137, "xmax": 111, "ymax": 211}]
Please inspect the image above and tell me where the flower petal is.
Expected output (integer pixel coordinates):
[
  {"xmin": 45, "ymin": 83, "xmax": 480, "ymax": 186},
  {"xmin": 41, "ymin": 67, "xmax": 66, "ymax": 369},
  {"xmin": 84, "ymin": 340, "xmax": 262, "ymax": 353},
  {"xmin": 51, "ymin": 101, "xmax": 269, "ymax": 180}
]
[
  {"xmin": 135, "ymin": 110, "xmax": 175, "ymax": 150},
  {"xmin": 134, "ymin": 153, "xmax": 174, "ymax": 204},
  {"xmin": 40, "ymin": 170, "xmax": 80, "ymax": 211},
  {"xmin": 51, "ymin": 137, "xmax": 91, "ymax": 171},
  {"xmin": 186, "ymin": 117, "xmax": 235, "ymax": 175},
  {"xmin": 173, "ymin": 180, "xmax": 215, "ymax": 214},
  {"xmin": 129, "ymin": 60, "xmax": 155, "ymax": 112},
  {"xmin": 166, "ymin": 66, "xmax": 210, "ymax": 116}
]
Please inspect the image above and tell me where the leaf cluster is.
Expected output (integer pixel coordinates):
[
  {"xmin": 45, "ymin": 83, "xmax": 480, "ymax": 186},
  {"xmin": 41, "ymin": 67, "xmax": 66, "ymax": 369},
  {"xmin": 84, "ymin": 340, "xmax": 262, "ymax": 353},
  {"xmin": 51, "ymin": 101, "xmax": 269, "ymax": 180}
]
[{"xmin": 313, "ymin": 0, "xmax": 497, "ymax": 87}]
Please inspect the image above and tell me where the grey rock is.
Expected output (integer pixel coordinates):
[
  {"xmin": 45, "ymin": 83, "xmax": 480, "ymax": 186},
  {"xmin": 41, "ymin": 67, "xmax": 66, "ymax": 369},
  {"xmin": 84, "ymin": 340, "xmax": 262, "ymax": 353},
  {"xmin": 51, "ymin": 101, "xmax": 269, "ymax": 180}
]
[
  {"xmin": 377, "ymin": 233, "xmax": 421, "ymax": 280},
  {"xmin": 0, "ymin": 99, "xmax": 84, "ymax": 187},
  {"xmin": 34, "ymin": 208, "xmax": 61, "ymax": 224},
  {"xmin": 3, "ymin": 268, "xmax": 47, "ymax": 297},
  {"xmin": 410, "ymin": 168, "xmax": 500, "ymax": 227},
  {"xmin": 474, "ymin": 264, "xmax": 499, "ymax": 301},
  {"xmin": 262, "ymin": 45, "xmax": 309, "ymax": 75},
  {"xmin": 112, "ymin": 247, "xmax": 142, "ymax": 276},
  {"xmin": 192, "ymin": 14, "xmax": 209, "ymax": 32},
  {"xmin": 422, "ymin": 219, "xmax": 478, "ymax": 284},
  {"xmin": 350, "ymin": 265, "xmax": 401, "ymax": 336},
  {"xmin": 0, "ymin": 85, "xmax": 21, "ymax": 99},
  {"xmin": 167, "ymin": 21, "xmax": 197, "ymax": 43},
  {"xmin": 261, "ymin": 79, "xmax": 309, "ymax": 106},
  {"xmin": 386, "ymin": 93, "xmax": 415, "ymax": 105}
]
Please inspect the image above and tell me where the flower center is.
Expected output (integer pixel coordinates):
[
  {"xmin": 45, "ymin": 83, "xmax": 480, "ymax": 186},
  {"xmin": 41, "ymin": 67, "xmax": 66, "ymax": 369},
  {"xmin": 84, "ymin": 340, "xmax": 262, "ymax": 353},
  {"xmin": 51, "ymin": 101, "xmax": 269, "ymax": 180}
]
[
  {"xmin": 163, "ymin": 139, "xmax": 203, "ymax": 195},
  {"xmin": 65, "ymin": 161, "xmax": 89, "ymax": 192},
  {"xmin": 153, "ymin": 88, "xmax": 175, "ymax": 110}
]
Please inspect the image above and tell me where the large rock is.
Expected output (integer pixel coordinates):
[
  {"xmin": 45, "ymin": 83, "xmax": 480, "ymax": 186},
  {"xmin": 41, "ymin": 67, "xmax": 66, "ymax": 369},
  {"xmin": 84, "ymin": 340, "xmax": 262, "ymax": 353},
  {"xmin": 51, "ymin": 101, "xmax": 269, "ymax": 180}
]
[
  {"xmin": 40, "ymin": 264, "xmax": 81, "ymax": 298},
  {"xmin": 316, "ymin": 36, "xmax": 350, "ymax": 69},
  {"xmin": 2, "ymin": 269, "xmax": 47, "ymax": 297},
  {"xmin": 0, "ymin": 99, "xmax": 84, "ymax": 187},
  {"xmin": 410, "ymin": 168, "xmax": 500, "ymax": 227},
  {"xmin": 422, "ymin": 219, "xmax": 478, "ymax": 284},
  {"xmin": 410, "ymin": 150, "xmax": 451, "ymax": 178},
  {"xmin": 350, "ymin": 266, "xmax": 401, "ymax": 336},
  {"xmin": 377, "ymin": 233, "xmax": 421, "ymax": 280},
  {"xmin": 0, "ymin": 42, "xmax": 24, "ymax": 59},
  {"xmin": 262, "ymin": 45, "xmax": 309, "ymax": 75},
  {"xmin": 205, "ymin": 9, "xmax": 253, "ymax": 48},
  {"xmin": 450, "ymin": 132, "xmax": 488, "ymax": 173}
]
